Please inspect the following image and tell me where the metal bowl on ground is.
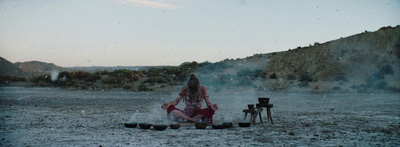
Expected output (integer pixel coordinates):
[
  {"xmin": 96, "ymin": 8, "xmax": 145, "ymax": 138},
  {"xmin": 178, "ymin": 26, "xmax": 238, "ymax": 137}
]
[
  {"xmin": 222, "ymin": 122, "xmax": 233, "ymax": 128},
  {"xmin": 139, "ymin": 123, "xmax": 153, "ymax": 129},
  {"xmin": 153, "ymin": 124, "xmax": 168, "ymax": 131},
  {"xmin": 170, "ymin": 124, "xmax": 181, "ymax": 129},
  {"xmin": 195, "ymin": 122, "xmax": 208, "ymax": 129},
  {"xmin": 258, "ymin": 97, "xmax": 270, "ymax": 105},
  {"xmin": 238, "ymin": 122, "xmax": 251, "ymax": 127},
  {"xmin": 124, "ymin": 122, "xmax": 137, "ymax": 128},
  {"xmin": 212, "ymin": 124, "xmax": 224, "ymax": 129}
]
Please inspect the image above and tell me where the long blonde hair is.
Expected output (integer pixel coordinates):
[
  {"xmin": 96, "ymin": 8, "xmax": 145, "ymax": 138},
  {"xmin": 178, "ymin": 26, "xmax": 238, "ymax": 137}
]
[{"xmin": 187, "ymin": 74, "xmax": 201, "ymax": 103}]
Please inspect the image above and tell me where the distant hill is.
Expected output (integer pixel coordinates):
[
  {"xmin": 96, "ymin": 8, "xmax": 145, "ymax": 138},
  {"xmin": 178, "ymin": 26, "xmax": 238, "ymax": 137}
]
[
  {"xmin": 14, "ymin": 61, "xmax": 70, "ymax": 77},
  {"xmin": 0, "ymin": 57, "xmax": 26, "ymax": 77},
  {"xmin": 0, "ymin": 57, "xmax": 167, "ymax": 77},
  {"xmin": 66, "ymin": 65, "xmax": 170, "ymax": 73}
]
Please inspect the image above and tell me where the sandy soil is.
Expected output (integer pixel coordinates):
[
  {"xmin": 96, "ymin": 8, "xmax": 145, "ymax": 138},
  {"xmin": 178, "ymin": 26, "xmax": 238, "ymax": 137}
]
[{"xmin": 0, "ymin": 87, "xmax": 399, "ymax": 146}]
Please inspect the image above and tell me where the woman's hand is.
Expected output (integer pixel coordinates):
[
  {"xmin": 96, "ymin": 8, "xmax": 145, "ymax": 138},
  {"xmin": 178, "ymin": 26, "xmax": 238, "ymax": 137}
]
[
  {"xmin": 211, "ymin": 104, "xmax": 218, "ymax": 111},
  {"xmin": 162, "ymin": 103, "xmax": 171, "ymax": 110}
]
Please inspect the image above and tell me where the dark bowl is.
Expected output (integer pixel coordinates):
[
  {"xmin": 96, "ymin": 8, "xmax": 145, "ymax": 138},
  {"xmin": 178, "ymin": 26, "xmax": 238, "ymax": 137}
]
[
  {"xmin": 170, "ymin": 124, "xmax": 181, "ymax": 129},
  {"xmin": 212, "ymin": 124, "xmax": 224, "ymax": 129},
  {"xmin": 238, "ymin": 122, "xmax": 251, "ymax": 127},
  {"xmin": 153, "ymin": 124, "xmax": 168, "ymax": 131},
  {"xmin": 195, "ymin": 122, "xmax": 207, "ymax": 129},
  {"xmin": 247, "ymin": 104, "xmax": 255, "ymax": 109},
  {"xmin": 222, "ymin": 122, "xmax": 233, "ymax": 128},
  {"xmin": 124, "ymin": 122, "xmax": 137, "ymax": 128},
  {"xmin": 139, "ymin": 123, "xmax": 153, "ymax": 129},
  {"xmin": 258, "ymin": 97, "xmax": 270, "ymax": 104}
]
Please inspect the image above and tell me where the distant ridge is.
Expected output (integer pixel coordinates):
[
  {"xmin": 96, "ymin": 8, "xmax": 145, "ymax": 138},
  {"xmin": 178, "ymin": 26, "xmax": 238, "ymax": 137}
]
[
  {"xmin": 14, "ymin": 61, "xmax": 70, "ymax": 77},
  {"xmin": 261, "ymin": 25, "xmax": 400, "ymax": 91},
  {"xmin": 0, "ymin": 57, "xmax": 171, "ymax": 76},
  {"xmin": 66, "ymin": 65, "xmax": 171, "ymax": 73},
  {"xmin": 193, "ymin": 25, "xmax": 400, "ymax": 92},
  {"xmin": 0, "ymin": 57, "xmax": 26, "ymax": 77}
]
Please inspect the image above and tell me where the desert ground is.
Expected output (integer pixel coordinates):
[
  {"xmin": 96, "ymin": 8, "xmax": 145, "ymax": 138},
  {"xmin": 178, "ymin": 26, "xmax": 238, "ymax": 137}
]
[{"xmin": 0, "ymin": 87, "xmax": 399, "ymax": 146}]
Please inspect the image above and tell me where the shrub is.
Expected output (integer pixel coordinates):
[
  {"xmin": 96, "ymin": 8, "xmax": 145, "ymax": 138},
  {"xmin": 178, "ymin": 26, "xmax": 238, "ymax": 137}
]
[
  {"xmin": 122, "ymin": 85, "xmax": 132, "ymax": 90},
  {"xmin": 101, "ymin": 77, "xmax": 122, "ymax": 86},
  {"xmin": 333, "ymin": 86, "xmax": 341, "ymax": 90},
  {"xmin": 334, "ymin": 74, "xmax": 348, "ymax": 82},
  {"xmin": 175, "ymin": 73, "xmax": 190, "ymax": 82},
  {"xmin": 58, "ymin": 71, "xmax": 71, "ymax": 79},
  {"xmin": 147, "ymin": 68, "xmax": 165, "ymax": 77},
  {"xmin": 374, "ymin": 81, "xmax": 388, "ymax": 89},
  {"xmin": 299, "ymin": 74, "xmax": 313, "ymax": 82},
  {"xmin": 138, "ymin": 83, "xmax": 151, "ymax": 91},
  {"xmin": 286, "ymin": 74, "xmax": 296, "ymax": 80},
  {"xmin": 111, "ymin": 69, "xmax": 138, "ymax": 80},
  {"xmin": 253, "ymin": 69, "xmax": 265, "ymax": 79},
  {"xmin": 298, "ymin": 82, "xmax": 309, "ymax": 87},
  {"xmin": 145, "ymin": 77, "xmax": 167, "ymax": 84},
  {"xmin": 97, "ymin": 70, "xmax": 110, "ymax": 75},
  {"xmin": 366, "ymin": 73, "xmax": 389, "ymax": 90},
  {"xmin": 163, "ymin": 66, "xmax": 181, "ymax": 75},
  {"xmin": 269, "ymin": 73, "xmax": 277, "ymax": 79},
  {"xmin": 197, "ymin": 61, "xmax": 232, "ymax": 72},
  {"xmin": 370, "ymin": 72, "xmax": 384, "ymax": 80},
  {"xmin": 179, "ymin": 61, "xmax": 198, "ymax": 72},
  {"xmin": 237, "ymin": 68, "xmax": 252, "ymax": 78},
  {"xmin": 237, "ymin": 69, "xmax": 265, "ymax": 80},
  {"xmin": 218, "ymin": 74, "xmax": 233, "ymax": 86},
  {"xmin": 379, "ymin": 64, "xmax": 394, "ymax": 75},
  {"xmin": 0, "ymin": 76, "xmax": 27, "ymax": 83},
  {"xmin": 32, "ymin": 75, "xmax": 51, "ymax": 83}
]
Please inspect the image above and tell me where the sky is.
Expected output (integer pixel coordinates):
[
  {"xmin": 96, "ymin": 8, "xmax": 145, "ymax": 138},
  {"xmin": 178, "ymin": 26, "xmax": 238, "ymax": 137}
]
[{"xmin": 0, "ymin": 0, "xmax": 399, "ymax": 67}]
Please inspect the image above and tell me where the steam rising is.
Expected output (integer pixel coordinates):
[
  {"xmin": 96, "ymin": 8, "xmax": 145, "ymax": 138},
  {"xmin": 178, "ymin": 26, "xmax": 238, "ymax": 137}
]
[
  {"xmin": 51, "ymin": 70, "xmax": 59, "ymax": 82},
  {"xmin": 126, "ymin": 60, "xmax": 271, "ymax": 124}
]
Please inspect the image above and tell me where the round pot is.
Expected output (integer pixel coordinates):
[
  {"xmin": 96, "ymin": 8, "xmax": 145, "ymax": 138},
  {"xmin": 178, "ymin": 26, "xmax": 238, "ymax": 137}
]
[
  {"xmin": 258, "ymin": 98, "xmax": 270, "ymax": 105},
  {"xmin": 247, "ymin": 104, "xmax": 255, "ymax": 109},
  {"xmin": 212, "ymin": 124, "xmax": 224, "ymax": 129},
  {"xmin": 221, "ymin": 122, "xmax": 233, "ymax": 128},
  {"xmin": 238, "ymin": 122, "xmax": 251, "ymax": 127},
  {"xmin": 195, "ymin": 122, "xmax": 207, "ymax": 129},
  {"xmin": 139, "ymin": 123, "xmax": 153, "ymax": 129},
  {"xmin": 124, "ymin": 122, "xmax": 137, "ymax": 128},
  {"xmin": 170, "ymin": 124, "xmax": 181, "ymax": 129},
  {"xmin": 153, "ymin": 124, "xmax": 168, "ymax": 131}
]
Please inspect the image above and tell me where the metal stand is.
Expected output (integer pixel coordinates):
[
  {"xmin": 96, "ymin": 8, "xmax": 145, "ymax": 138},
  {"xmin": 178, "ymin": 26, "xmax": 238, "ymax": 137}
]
[{"xmin": 243, "ymin": 108, "xmax": 263, "ymax": 125}]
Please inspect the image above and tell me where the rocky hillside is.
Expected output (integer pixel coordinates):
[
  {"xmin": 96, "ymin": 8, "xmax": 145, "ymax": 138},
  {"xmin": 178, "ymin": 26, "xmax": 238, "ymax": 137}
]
[
  {"xmin": 185, "ymin": 26, "xmax": 400, "ymax": 93},
  {"xmin": 228, "ymin": 26, "xmax": 399, "ymax": 92},
  {"xmin": 265, "ymin": 26, "xmax": 399, "ymax": 92},
  {"xmin": 0, "ymin": 57, "xmax": 26, "ymax": 77}
]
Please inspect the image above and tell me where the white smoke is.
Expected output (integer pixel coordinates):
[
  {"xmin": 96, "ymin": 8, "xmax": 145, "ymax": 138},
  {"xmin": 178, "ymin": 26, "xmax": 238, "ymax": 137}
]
[{"xmin": 51, "ymin": 70, "xmax": 59, "ymax": 82}]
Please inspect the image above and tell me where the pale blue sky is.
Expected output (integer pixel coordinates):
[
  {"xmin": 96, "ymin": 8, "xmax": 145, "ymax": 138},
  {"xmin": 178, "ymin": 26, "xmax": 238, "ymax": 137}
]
[{"xmin": 1, "ymin": 0, "xmax": 399, "ymax": 67}]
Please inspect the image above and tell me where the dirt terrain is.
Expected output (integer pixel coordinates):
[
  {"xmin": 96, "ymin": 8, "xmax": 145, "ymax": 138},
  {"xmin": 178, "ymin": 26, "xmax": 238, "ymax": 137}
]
[{"xmin": 1, "ymin": 87, "xmax": 399, "ymax": 146}]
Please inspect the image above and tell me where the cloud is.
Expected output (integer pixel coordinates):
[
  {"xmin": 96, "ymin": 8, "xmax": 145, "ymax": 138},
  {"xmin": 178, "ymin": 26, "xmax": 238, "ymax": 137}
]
[{"xmin": 115, "ymin": 0, "xmax": 180, "ymax": 9}]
